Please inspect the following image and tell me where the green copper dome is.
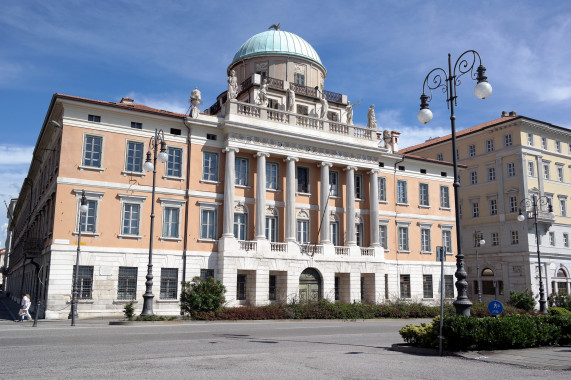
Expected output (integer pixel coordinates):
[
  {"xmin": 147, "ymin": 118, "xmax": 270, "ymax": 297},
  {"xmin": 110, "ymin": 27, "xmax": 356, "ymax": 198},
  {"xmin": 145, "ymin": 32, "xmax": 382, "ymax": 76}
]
[{"xmin": 231, "ymin": 30, "xmax": 325, "ymax": 72}]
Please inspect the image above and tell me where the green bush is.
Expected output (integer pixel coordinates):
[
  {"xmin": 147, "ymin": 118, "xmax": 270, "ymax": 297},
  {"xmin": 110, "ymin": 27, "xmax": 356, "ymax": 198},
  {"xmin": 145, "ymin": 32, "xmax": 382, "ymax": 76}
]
[
  {"xmin": 507, "ymin": 289, "xmax": 537, "ymax": 311},
  {"xmin": 399, "ymin": 322, "xmax": 439, "ymax": 347},
  {"xmin": 548, "ymin": 293, "xmax": 571, "ymax": 311},
  {"xmin": 548, "ymin": 307, "xmax": 571, "ymax": 316},
  {"xmin": 180, "ymin": 276, "xmax": 226, "ymax": 316},
  {"xmin": 135, "ymin": 315, "xmax": 177, "ymax": 321},
  {"xmin": 123, "ymin": 301, "xmax": 135, "ymax": 320}
]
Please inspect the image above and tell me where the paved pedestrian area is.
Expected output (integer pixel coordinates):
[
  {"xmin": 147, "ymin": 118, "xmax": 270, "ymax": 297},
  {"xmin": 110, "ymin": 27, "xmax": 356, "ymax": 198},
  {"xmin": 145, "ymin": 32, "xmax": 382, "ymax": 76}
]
[{"xmin": 1, "ymin": 293, "xmax": 570, "ymax": 370}]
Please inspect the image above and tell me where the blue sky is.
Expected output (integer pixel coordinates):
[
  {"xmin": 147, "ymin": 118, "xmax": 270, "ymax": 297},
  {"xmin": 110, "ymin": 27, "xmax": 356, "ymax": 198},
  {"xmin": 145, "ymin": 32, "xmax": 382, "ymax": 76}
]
[{"xmin": 1, "ymin": 0, "xmax": 570, "ymax": 247}]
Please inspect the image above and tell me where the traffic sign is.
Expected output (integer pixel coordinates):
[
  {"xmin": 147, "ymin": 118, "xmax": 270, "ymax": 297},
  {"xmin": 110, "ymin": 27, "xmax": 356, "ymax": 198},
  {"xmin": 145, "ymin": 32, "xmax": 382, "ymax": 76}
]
[
  {"xmin": 436, "ymin": 246, "xmax": 445, "ymax": 262},
  {"xmin": 488, "ymin": 300, "xmax": 504, "ymax": 316}
]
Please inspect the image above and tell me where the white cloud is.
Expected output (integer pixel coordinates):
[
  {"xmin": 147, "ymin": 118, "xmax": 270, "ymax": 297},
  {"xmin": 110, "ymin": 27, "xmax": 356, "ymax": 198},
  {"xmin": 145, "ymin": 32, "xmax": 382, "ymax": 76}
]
[
  {"xmin": 125, "ymin": 92, "xmax": 189, "ymax": 114},
  {"xmin": 0, "ymin": 145, "xmax": 33, "ymax": 166}
]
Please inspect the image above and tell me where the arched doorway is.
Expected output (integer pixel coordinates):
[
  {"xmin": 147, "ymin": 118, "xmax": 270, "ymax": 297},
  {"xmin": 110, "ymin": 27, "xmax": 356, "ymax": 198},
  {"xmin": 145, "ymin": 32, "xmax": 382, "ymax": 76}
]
[{"xmin": 299, "ymin": 268, "xmax": 322, "ymax": 302}]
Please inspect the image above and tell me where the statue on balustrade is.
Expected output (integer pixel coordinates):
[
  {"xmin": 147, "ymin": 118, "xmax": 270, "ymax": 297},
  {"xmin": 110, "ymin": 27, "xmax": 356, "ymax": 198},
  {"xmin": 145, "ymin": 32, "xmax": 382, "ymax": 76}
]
[
  {"xmin": 287, "ymin": 88, "xmax": 295, "ymax": 112},
  {"xmin": 367, "ymin": 104, "xmax": 377, "ymax": 129},
  {"xmin": 257, "ymin": 78, "xmax": 269, "ymax": 107},
  {"xmin": 189, "ymin": 87, "xmax": 202, "ymax": 118},
  {"xmin": 227, "ymin": 69, "xmax": 238, "ymax": 100},
  {"xmin": 383, "ymin": 130, "xmax": 392, "ymax": 152},
  {"xmin": 345, "ymin": 100, "xmax": 360, "ymax": 125},
  {"xmin": 319, "ymin": 92, "xmax": 328, "ymax": 119}
]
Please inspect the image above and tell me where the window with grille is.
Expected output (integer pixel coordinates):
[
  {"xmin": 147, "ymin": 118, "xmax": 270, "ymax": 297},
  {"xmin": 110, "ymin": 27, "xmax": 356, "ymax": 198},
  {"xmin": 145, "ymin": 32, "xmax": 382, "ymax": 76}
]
[
  {"xmin": 117, "ymin": 267, "xmax": 137, "ymax": 300},
  {"xmin": 160, "ymin": 268, "xmax": 178, "ymax": 299},
  {"xmin": 423, "ymin": 275, "xmax": 433, "ymax": 298},
  {"xmin": 167, "ymin": 147, "xmax": 182, "ymax": 177},
  {"xmin": 200, "ymin": 269, "xmax": 214, "ymax": 280},
  {"xmin": 237, "ymin": 274, "xmax": 246, "ymax": 300},
  {"xmin": 131, "ymin": 121, "xmax": 142, "ymax": 129},
  {"xmin": 88, "ymin": 114, "xmax": 101, "ymax": 122},
  {"xmin": 400, "ymin": 275, "xmax": 411, "ymax": 298},
  {"xmin": 444, "ymin": 275, "xmax": 454, "ymax": 298},
  {"xmin": 125, "ymin": 141, "xmax": 144, "ymax": 172},
  {"xmin": 269, "ymin": 275, "xmax": 277, "ymax": 301},
  {"xmin": 83, "ymin": 135, "xmax": 102, "ymax": 168},
  {"xmin": 335, "ymin": 276, "xmax": 340, "ymax": 301},
  {"xmin": 436, "ymin": 153, "xmax": 443, "ymax": 161},
  {"xmin": 72, "ymin": 265, "xmax": 94, "ymax": 299}
]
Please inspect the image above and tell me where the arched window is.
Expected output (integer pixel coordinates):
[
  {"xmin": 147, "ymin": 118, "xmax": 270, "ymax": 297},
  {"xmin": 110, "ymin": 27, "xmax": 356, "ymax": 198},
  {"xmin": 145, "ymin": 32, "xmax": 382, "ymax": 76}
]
[
  {"xmin": 482, "ymin": 268, "xmax": 494, "ymax": 276},
  {"xmin": 557, "ymin": 268, "xmax": 567, "ymax": 278}
]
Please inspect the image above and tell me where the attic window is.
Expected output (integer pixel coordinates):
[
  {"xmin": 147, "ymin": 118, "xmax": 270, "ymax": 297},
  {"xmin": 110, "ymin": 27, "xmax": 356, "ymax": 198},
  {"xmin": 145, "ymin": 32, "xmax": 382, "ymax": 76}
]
[
  {"xmin": 398, "ymin": 166, "xmax": 405, "ymax": 171},
  {"xmin": 88, "ymin": 115, "xmax": 101, "ymax": 123},
  {"xmin": 441, "ymin": 172, "xmax": 447, "ymax": 177},
  {"xmin": 131, "ymin": 122, "xmax": 142, "ymax": 129},
  {"xmin": 420, "ymin": 169, "xmax": 427, "ymax": 174},
  {"xmin": 206, "ymin": 134, "xmax": 217, "ymax": 141},
  {"xmin": 378, "ymin": 162, "xmax": 384, "ymax": 168},
  {"xmin": 170, "ymin": 128, "xmax": 181, "ymax": 136}
]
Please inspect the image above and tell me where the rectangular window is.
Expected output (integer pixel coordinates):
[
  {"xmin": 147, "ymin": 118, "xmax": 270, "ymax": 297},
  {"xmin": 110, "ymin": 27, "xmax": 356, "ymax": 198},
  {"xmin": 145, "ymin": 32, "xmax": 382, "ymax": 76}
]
[
  {"xmin": 327, "ymin": 111, "xmax": 339, "ymax": 121},
  {"xmin": 511, "ymin": 230, "xmax": 519, "ymax": 245},
  {"xmin": 563, "ymin": 233, "xmax": 569, "ymax": 248},
  {"xmin": 543, "ymin": 163, "xmax": 549, "ymax": 179},
  {"xmin": 509, "ymin": 195, "xmax": 518, "ymax": 213},
  {"xmin": 329, "ymin": 171, "xmax": 339, "ymax": 197},
  {"xmin": 489, "ymin": 199, "xmax": 498, "ymax": 216},
  {"xmin": 125, "ymin": 141, "xmax": 144, "ymax": 173},
  {"xmin": 492, "ymin": 232, "xmax": 499, "ymax": 246},
  {"xmin": 72, "ymin": 265, "xmax": 94, "ymax": 299},
  {"xmin": 237, "ymin": 274, "xmax": 246, "ymax": 300},
  {"xmin": 470, "ymin": 171, "xmax": 478, "ymax": 185},
  {"xmin": 200, "ymin": 269, "xmax": 214, "ymax": 280},
  {"xmin": 486, "ymin": 139, "xmax": 494, "ymax": 153},
  {"xmin": 482, "ymin": 280, "xmax": 495, "ymax": 295},
  {"xmin": 504, "ymin": 133, "xmax": 513, "ymax": 147},
  {"xmin": 550, "ymin": 232, "xmax": 555, "ymax": 246},
  {"xmin": 397, "ymin": 180, "xmax": 407, "ymax": 204},
  {"xmin": 506, "ymin": 162, "xmax": 516, "ymax": 177},
  {"xmin": 266, "ymin": 162, "xmax": 279, "ymax": 190},
  {"xmin": 384, "ymin": 274, "xmax": 389, "ymax": 299},
  {"xmin": 269, "ymin": 275, "xmax": 277, "ymax": 301},
  {"xmin": 167, "ymin": 147, "xmax": 182, "ymax": 177},
  {"xmin": 131, "ymin": 122, "xmax": 142, "ymax": 129},
  {"xmin": 83, "ymin": 135, "xmax": 103, "ymax": 168},
  {"xmin": 560, "ymin": 199, "xmax": 567, "ymax": 217},
  {"xmin": 294, "ymin": 73, "xmax": 305, "ymax": 86},
  {"xmin": 378, "ymin": 177, "xmax": 387, "ymax": 201},
  {"xmin": 444, "ymin": 275, "xmax": 454, "ymax": 298},
  {"xmin": 297, "ymin": 166, "xmax": 309, "ymax": 193},
  {"xmin": 354, "ymin": 174, "xmax": 364, "ymax": 199},
  {"xmin": 400, "ymin": 275, "xmax": 411, "ymax": 298},
  {"xmin": 162, "ymin": 207, "xmax": 180, "ymax": 238},
  {"xmin": 265, "ymin": 217, "xmax": 277, "ymax": 242},
  {"xmin": 423, "ymin": 275, "xmax": 433, "ymax": 298},
  {"xmin": 398, "ymin": 226, "xmax": 409, "ymax": 251},
  {"xmin": 235, "ymin": 157, "xmax": 248, "ymax": 186},
  {"xmin": 542, "ymin": 136, "xmax": 548, "ymax": 150},
  {"xmin": 440, "ymin": 186, "xmax": 450, "ymax": 208},
  {"xmin": 442, "ymin": 230, "xmax": 452, "ymax": 253},
  {"xmin": 556, "ymin": 140, "xmax": 562, "ymax": 153},
  {"xmin": 528, "ymin": 161, "xmax": 535, "ymax": 177},
  {"xmin": 421, "ymin": 228, "xmax": 431, "ymax": 252},
  {"xmin": 160, "ymin": 268, "xmax": 178, "ymax": 299},
  {"xmin": 297, "ymin": 220, "xmax": 309, "ymax": 244},
  {"xmin": 527, "ymin": 133, "xmax": 534, "ymax": 146},
  {"xmin": 117, "ymin": 267, "xmax": 137, "ymax": 300},
  {"xmin": 330, "ymin": 222, "xmax": 339, "ymax": 246},
  {"xmin": 557, "ymin": 167, "xmax": 564, "ymax": 182},
  {"xmin": 379, "ymin": 225, "xmax": 388, "ymax": 250},
  {"xmin": 436, "ymin": 153, "xmax": 443, "ymax": 161},
  {"xmin": 472, "ymin": 202, "xmax": 479, "ymax": 217},
  {"xmin": 355, "ymin": 223, "xmax": 364, "ymax": 247},
  {"xmin": 234, "ymin": 214, "xmax": 246, "ymax": 240},
  {"xmin": 79, "ymin": 200, "xmax": 98, "ymax": 233},
  {"xmin": 202, "ymin": 152, "xmax": 219, "ymax": 181},
  {"xmin": 419, "ymin": 183, "xmax": 429, "ymax": 206},
  {"xmin": 296, "ymin": 105, "xmax": 308, "ymax": 115},
  {"xmin": 200, "ymin": 208, "xmax": 217, "ymax": 240},
  {"xmin": 335, "ymin": 276, "xmax": 340, "ymax": 301},
  {"xmin": 487, "ymin": 167, "xmax": 496, "ymax": 182},
  {"xmin": 468, "ymin": 144, "xmax": 476, "ymax": 157},
  {"xmin": 122, "ymin": 203, "xmax": 140, "ymax": 236},
  {"xmin": 88, "ymin": 114, "xmax": 101, "ymax": 122}
]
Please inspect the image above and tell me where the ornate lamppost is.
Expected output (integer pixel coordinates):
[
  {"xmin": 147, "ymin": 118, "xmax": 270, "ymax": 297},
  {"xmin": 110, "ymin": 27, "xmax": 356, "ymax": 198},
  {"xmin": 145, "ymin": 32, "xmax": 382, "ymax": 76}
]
[
  {"xmin": 141, "ymin": 129, "xmax": 168, "ymax": 316},
  {"xmin": 517, "ymin": 195, "xmax": 555, "ymax": 313},
  {"xmin": 474, "ymin": 232, "xmax": 485, "ymax": 303},
  {"xmin": 70, "ymin": 190, "xmax": 88, "ymax": 326},
  {"xmin": 417, "ymin": 50, "xmax": 492, "ymax": 316}
]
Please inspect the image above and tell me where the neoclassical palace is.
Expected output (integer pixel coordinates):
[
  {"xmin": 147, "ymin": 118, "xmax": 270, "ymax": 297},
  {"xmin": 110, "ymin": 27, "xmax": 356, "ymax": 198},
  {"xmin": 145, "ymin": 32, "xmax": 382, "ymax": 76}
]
[{"xmin": 5, "ymin": 28, "xmax": 459, "ymax": 318}]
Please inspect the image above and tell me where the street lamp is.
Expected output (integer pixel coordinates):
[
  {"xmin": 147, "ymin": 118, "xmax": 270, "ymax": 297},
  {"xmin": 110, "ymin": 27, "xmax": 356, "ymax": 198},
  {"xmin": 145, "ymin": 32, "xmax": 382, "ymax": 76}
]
[
  {"xmin": 474, "ymin": 232, "xmax": 485, "ymax": 303},
  {"xmin": 417, "ymin": 50, "xmax": 492, "ymax": 316},
  {"xmin": 517, "ymin": 195, "xmax": 555, "ymax": 313},
  {"xmin": 70, "ymin": 190, "xmax": 88, "ymax": 326},
  {"xmin": 141, "ymin": 129, "xmax": 168, "ymax": 316}
]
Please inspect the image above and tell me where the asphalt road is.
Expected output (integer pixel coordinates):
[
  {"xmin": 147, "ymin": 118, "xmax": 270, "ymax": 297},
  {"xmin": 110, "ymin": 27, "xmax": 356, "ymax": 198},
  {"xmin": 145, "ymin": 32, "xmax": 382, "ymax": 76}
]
[{"xmin": 1, "ymin": 319, "xmax": 568, "ymax": 379}]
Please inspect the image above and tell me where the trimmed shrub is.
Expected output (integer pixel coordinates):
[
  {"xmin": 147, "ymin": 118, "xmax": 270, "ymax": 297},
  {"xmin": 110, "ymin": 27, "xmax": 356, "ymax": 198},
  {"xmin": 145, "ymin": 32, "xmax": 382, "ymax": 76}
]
[
  {"xmin": 180, "ymin": 276, "xmax": 226, "ymax": 316},
  {"xmin": 123, "ymin": 301, "xmax": 135, "ymax": 320},
  {"xmin": 507, "ymin": 289, "xmax": 537, "ymax": 311},
  {"xmin": 548, "ymin": 293, "xmax": 571, "ymax": 311},
  {"xmin": 548, "ymin": 307, "xmax": 571, "ymax": 316}
]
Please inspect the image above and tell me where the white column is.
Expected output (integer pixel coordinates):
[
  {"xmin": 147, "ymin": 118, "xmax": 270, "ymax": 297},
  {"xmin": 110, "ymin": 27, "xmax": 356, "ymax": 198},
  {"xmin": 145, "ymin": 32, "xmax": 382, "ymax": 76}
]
[
  {"xmin": 285, "ymin": 157, "xmax": 298, "ymax": 242},
  {"xmin": 345, "ymin": 166, "xmax": 356, "ymax": 246},
  {"xmin": 369, "ymin": 169, "xmax": 380, "ymax": 247},
  {"xmin": 255, "ymin": 152, "xmax": 270, "ymax": 240},
  {"xmin": 320, "ymin": 162, "xmax": 332, "ymax": 244},
  {"xmin": 222, "ymin": 147, "xmax": 238, "ymax": 236},
  {"xmin": 496, "ymin": 156, "xmax": 506, "ymax": 222}
]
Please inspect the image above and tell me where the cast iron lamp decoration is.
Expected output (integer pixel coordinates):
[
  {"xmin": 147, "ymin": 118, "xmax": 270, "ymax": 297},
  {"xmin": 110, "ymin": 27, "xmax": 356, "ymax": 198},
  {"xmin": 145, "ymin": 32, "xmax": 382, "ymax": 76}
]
[
  {"xmin": 70, "ymin": 190, "xmax": 89, "ymax": 326},
  {"xmin": 141, "ymin": 129, "xmax": 168, "ymax": 316},
  {"xmin": 474, "ymin": 232, "xmax": 485, "ymax": 303},
  {"xmin": 517, "ymin": 195, "xmax": 555, "ymax": 313},
  {"xmin": 417, "ymin": 50, "xmax": 492, "ymax": 316}
]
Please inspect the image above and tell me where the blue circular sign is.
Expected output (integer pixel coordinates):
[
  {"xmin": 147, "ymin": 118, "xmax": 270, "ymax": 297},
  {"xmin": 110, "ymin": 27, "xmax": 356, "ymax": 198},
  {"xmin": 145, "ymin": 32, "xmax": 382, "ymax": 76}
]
[{"xmin": 488, "ymin": 301, "xmax": 504, "ymax": 315}]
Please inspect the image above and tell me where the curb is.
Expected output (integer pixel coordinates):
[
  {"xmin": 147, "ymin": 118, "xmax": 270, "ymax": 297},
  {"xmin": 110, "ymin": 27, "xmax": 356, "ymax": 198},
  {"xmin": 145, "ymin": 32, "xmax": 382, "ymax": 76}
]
[{"xmin": 390, "ymin": 343, "xmax": 458, "ymax": 357}]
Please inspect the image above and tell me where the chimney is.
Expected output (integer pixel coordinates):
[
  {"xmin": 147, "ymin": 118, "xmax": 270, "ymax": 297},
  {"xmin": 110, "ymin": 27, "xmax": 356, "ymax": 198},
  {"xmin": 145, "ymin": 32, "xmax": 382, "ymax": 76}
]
[
  {"xmin": 120, "ymin": 97, "xmax": 134, "ymax": 104},
  {"xmin": 391, "ymin": 131, "xmax": 400, "ymax": 153},
  {"xmin": 509, "ymin": 111, "xmax": 517, "ymax": 116},
  {"xmin": 501, "ymin": 111, "xmax": 508, "ymax": 117}
]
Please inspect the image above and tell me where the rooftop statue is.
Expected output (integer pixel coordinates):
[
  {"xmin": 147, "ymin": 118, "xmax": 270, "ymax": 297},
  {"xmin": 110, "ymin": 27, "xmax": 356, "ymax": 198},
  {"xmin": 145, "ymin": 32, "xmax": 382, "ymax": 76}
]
[
  {"xmin": 257, "ymin": 78, "xmax": 269, "ymax": 107},
  {"xmin": 227, "ymin": 70, "xmax": 238, "ymax": 100},
  {"xmin": 367, "ymin": 104, "xmax": 377, "ymax": 129},
  {"xmin": 383, "ymin": 130, "xmax": 392, "ymax": 152},
  {"xmin": 345, "ymin": 100, "xmax": 360, "ymax": 125},
  {"xmin": 287, "ymin": 88, "xmax": 295, "ymax": 112},
  {"xmin": 269, "ymin": 23, "xmax": 281, "ymax": 31},
  {"xmin": 190, "ymin": 87, "xmax": 202, "ymax": 118},
  {"xmin": 319, "ymin": 92, "xmax": 328, "ymax": 119}
]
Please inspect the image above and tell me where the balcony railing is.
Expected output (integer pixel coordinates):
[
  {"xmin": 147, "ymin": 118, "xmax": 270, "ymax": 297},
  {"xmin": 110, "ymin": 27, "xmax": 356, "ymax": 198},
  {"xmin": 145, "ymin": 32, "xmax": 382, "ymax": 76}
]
[
  {"xmin": 335, "ymin": 246, "xmax": 350, "ymax": 256},
  {"xmin": 270, "ymin": 242, "xmax": 288, "ymax": 253},
  {"xmin": 267, "ymin": 77, "xmax": 283, "ymax": 90},
  {"xmin": 289, "ymin": 82, "xmax": 317, "ymax": 97},
  {"xmin": 239, "ymin": 240, "xmax": 257, "ymax": 252},
  {"xmin": 360, "ymin": 247, "xmax": 375, "ymax": 256},
  {"xmin": 305, "ymin": 245, "xmax": 323, "ymax": 255}
]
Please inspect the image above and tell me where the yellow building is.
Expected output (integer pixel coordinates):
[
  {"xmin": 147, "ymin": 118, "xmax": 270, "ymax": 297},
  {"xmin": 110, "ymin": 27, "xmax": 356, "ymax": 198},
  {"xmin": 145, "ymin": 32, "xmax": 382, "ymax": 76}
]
[
  {"xmin": 6, "ymin": 29, "xmax": 459, "ymax": 318},
  {"xmin": 402, "ymin": 111, "xmax": 571, "ymax": 304}
]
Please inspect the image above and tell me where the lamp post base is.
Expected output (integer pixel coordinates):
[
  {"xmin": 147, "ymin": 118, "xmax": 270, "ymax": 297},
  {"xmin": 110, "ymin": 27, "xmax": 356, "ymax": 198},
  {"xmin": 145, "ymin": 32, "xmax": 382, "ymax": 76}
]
[
  {"xmin": 141, "ymin": 294, "xmax": 154, "ymax": 316},
  {"xmin": 453, "ymin": 299, "xmax": 472, "ymax": 317}
]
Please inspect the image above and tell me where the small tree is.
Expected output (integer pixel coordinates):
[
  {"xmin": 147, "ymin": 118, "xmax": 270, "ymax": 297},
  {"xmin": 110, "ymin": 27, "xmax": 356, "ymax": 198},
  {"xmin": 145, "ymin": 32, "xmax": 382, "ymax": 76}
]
[
  {"xmin": 180, "ymin": 276, "xmax": 226, "ymax": 316},
  {"xmin": 507, "ymin": 289, "xmax": 537, "ymax": 311},
  {"xmin": 123, "ymin": 301, "xmax": 135, "ymax": 320}
]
